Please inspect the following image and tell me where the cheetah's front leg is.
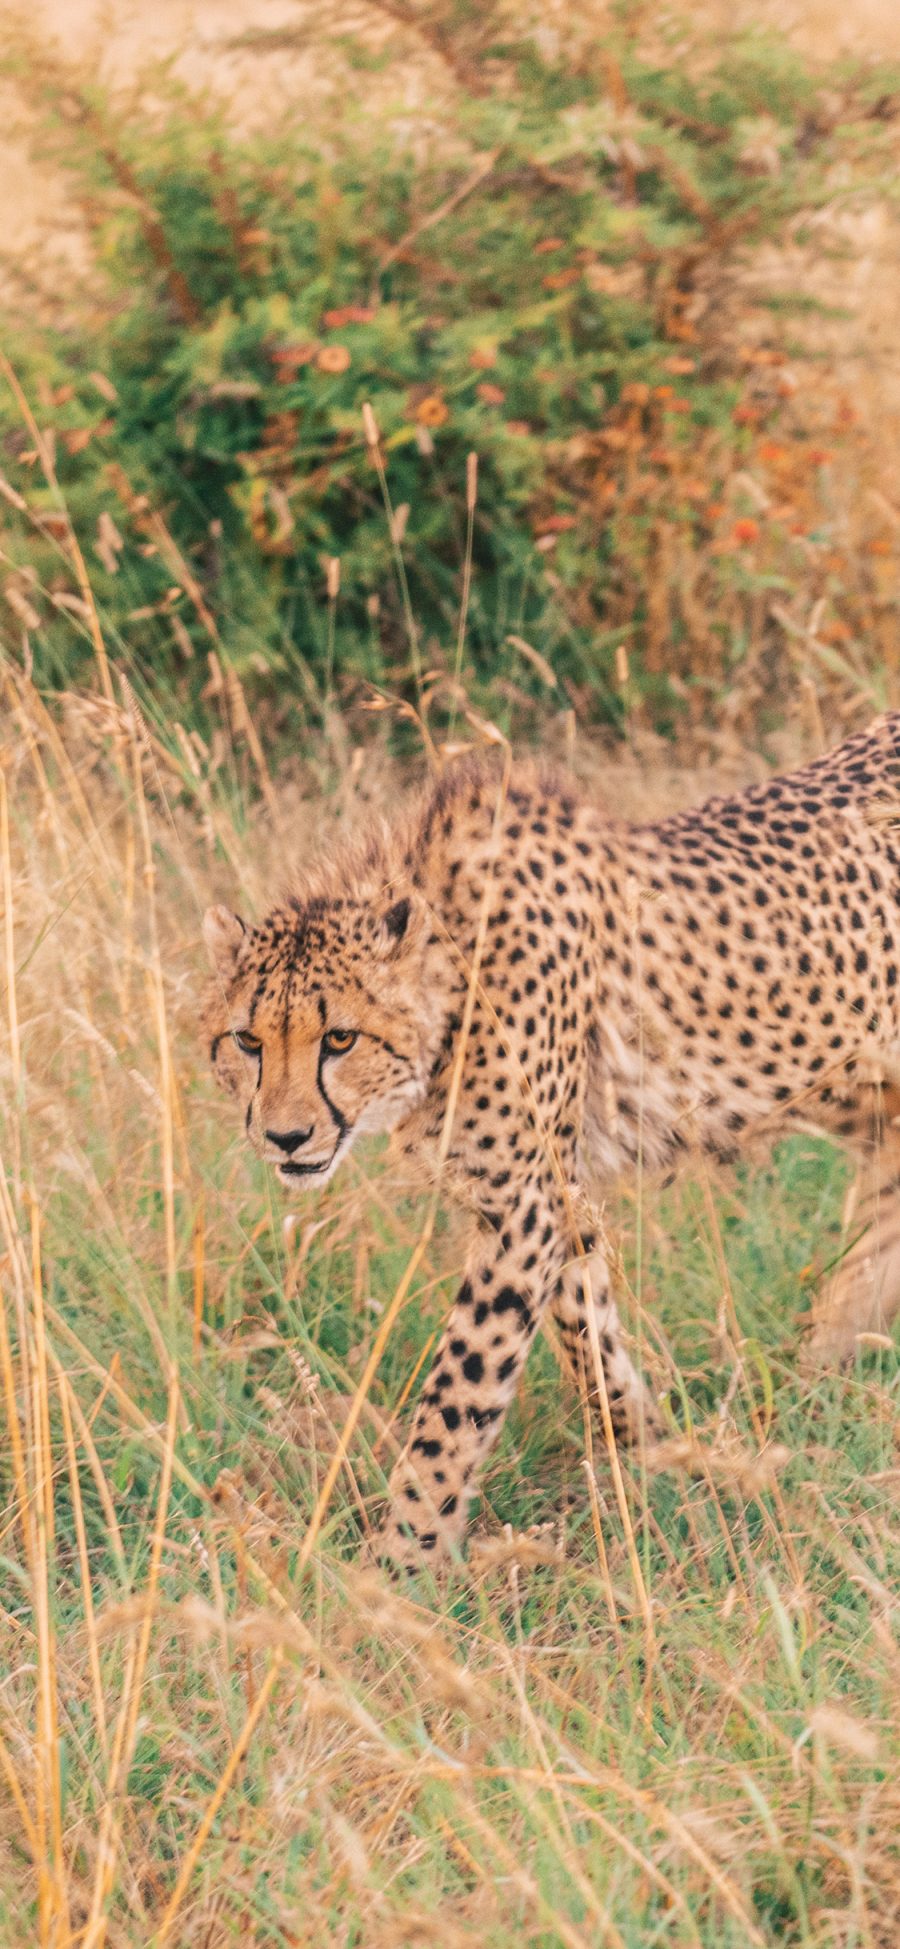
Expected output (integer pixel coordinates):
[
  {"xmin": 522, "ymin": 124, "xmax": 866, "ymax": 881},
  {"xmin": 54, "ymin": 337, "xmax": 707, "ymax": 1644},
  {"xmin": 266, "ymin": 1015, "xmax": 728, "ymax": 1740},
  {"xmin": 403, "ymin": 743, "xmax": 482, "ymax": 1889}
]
[
  {"xmin": 377, "ymin": 1174, "xmax": 569, "ymax": 1567},
  {"xmin": 551, "ymin": 1236, "xmax": 662, "ymax": 1446}
]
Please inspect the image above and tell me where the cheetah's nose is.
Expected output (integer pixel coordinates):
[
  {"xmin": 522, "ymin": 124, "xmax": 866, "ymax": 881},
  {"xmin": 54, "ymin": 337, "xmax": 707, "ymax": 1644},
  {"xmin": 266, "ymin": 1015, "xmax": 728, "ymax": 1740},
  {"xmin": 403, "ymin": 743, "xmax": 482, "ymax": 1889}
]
[{"xmin": 265, "ymin": 1125, "xmax": 314, "ymax": 1154}]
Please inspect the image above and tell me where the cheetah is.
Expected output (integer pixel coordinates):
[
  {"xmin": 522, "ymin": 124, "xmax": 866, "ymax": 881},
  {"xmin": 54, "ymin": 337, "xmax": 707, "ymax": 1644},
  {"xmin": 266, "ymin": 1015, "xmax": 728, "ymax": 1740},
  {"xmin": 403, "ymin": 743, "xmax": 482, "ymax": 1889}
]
[{"xmin": 203, "ymin": 714, "xmax": 900, "ymax": 1565}]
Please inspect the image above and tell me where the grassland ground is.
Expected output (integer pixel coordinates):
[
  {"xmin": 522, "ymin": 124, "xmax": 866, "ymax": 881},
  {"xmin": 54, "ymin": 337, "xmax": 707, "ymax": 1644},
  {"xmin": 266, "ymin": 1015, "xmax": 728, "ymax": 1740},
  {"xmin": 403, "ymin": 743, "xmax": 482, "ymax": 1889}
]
[{"xmin": 1, "ymin": 672, "xmax": 899, "ymax": 1946}]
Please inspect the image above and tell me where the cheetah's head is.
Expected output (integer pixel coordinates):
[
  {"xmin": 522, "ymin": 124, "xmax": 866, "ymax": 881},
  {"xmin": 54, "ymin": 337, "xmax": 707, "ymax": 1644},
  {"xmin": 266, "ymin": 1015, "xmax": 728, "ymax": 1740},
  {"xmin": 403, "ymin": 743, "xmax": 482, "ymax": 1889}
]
[{"xmin": 201, "ymin": 886, "xmax": 442, "ymax": 1188}]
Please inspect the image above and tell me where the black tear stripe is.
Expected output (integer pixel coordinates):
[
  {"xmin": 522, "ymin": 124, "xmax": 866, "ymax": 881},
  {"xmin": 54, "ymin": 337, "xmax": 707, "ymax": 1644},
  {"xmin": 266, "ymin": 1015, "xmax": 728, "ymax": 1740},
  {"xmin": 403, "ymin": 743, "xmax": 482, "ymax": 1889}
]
[
  {"xmin": 209, "ymin": 1033, "xmax": 228, "ymax": 1063},
  {"xmin": 316, "ymin": 1043, "xmax": 349, "ymax": 1144}
]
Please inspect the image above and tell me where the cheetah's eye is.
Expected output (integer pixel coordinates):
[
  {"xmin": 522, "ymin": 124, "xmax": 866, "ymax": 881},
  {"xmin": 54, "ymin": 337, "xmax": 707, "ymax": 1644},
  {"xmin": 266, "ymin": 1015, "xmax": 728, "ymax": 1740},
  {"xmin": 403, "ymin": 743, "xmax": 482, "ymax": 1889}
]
[
  {"xmin": 322, "ymin": 1028, "xmax": 358, "ymax": 1057},
  {"xmin": 233, "ymin": 1030, "xmax": 262, "ymax": 1057}
]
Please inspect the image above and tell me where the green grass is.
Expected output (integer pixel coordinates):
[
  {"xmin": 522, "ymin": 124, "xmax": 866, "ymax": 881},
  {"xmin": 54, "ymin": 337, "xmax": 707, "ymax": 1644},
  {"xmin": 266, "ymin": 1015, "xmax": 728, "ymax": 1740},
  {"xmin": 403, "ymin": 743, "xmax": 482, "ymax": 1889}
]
[{"xmin": 2, "ymin": 681, "xmax": 898, "ymax": 1947}]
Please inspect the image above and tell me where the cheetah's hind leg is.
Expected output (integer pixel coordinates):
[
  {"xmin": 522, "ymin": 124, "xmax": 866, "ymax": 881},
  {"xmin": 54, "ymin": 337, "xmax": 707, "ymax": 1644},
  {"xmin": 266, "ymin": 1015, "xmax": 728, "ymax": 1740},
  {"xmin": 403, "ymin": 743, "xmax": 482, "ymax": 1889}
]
[
  {"xmin": 551, "ymin": 1234, "xmax": 662, "ymax": 1446},
  {"xmin": 805, "ymin": 1084, "xmax": 900, "ymax": 1369}
]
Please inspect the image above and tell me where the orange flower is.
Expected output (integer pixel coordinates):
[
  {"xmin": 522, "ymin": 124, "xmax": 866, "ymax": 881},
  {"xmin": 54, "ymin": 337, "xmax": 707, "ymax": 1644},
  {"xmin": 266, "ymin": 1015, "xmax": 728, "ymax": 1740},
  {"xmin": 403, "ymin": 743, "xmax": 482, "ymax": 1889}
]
[
  {"xmin": 476, "ymin": 382, "xmax": 506, "ymax": 406},
  {"xmin": 272, "ymin": 341, "xmax": 318, "ymax": 378},
  {"xmin": 731, "ymin": 518, "xmax": 760, "ymax": 544},
  {"xmin": 534, "ymin": 236, "xmax": 564, "ymax": 254},
  {"xmin": 322, "ymin": 305, "xmax": 375, "ymax": 328},
  {"xmin": 415, "ymin": 395, "xmax": 449, "ymax": 428},
  {"xmin": 505, "ymin": 420, "xmax": 531, "ymax": 436},
  {"xmin": 536, "ymin": 513, "xmax": 577, "ymax": 533},
  {"xmin": 661, "ymin": 356, "xmax": 695, "ymax": 375},
  {"xmin": 733, "ymin": 403, "xmax": 761, "ymax": 427},
  {"xmin": 469, "ymin": 345, "xmax": 498, "ymax": 370},
  {"xmin": 316, "ymin": 344, "xmax": 351, "ymax": 374},
  {"xmin": 757, "ymin": 441, "xmax": 789, "ymax": 466},
  {"xmin": 541, "ymin": 268, "xmax": 580, "ymax": 291}
]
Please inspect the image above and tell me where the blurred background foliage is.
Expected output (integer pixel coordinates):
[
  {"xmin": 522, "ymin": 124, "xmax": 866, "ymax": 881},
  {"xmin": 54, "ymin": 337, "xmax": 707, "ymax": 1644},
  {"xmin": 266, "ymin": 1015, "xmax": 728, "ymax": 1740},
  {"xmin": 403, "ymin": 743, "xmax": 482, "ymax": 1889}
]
[{"xmin": 0, "ymin": 5, "xmax": 898, "ymax": 755}]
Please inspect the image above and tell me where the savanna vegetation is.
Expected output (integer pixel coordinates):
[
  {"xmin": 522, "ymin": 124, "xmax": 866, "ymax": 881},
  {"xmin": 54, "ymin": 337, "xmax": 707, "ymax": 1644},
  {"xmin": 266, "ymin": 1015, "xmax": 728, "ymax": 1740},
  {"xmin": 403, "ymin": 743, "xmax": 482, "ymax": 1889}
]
[{"xmin": 1, "ymin": 4, "xmax": 899, "ymax": 1944}]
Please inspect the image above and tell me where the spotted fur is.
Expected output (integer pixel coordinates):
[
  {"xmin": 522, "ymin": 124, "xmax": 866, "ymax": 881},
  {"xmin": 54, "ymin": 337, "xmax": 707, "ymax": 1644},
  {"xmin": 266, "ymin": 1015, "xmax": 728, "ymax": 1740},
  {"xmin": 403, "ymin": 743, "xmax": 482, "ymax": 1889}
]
[{"xmin": 202, "ymin": 715, "xmax": 900, "ymax": 1563}]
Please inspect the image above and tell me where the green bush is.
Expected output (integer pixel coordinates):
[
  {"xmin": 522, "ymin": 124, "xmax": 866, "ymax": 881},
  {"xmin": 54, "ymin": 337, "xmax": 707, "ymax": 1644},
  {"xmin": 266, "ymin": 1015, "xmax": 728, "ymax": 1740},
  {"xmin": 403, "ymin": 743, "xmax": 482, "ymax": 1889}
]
[{"xmin": 1, "ymin": 20, "xmax": 896, "ymax": 741}]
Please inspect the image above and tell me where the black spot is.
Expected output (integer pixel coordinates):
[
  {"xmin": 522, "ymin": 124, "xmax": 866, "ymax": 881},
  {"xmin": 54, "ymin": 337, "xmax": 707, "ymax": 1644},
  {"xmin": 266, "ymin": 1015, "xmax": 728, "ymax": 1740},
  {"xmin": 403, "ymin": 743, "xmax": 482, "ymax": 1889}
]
[
  {"xmin": 462, "ymin": 1352, "xmax": 484, "ymax": 1383},
  {"xmin": 467, "ymin": 1404, "xmax": 502, "ymax": 1429},
  {"xmin": 492, "ymin": 1286, "xmax": 531, "ymax": 1326}
]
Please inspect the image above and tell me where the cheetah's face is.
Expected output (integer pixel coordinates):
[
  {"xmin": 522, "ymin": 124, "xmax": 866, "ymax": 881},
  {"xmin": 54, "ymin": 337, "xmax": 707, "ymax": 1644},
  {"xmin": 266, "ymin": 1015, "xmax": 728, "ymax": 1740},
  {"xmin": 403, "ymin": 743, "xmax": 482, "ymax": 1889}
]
[{"xmin": 201, "ymin": 892, "xmax": 433, "ymax": 1188}]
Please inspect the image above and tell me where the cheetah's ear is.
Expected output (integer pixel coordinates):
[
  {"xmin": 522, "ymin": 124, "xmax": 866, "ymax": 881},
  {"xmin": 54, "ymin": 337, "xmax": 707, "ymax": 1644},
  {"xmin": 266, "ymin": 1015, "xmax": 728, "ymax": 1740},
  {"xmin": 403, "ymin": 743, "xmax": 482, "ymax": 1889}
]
[
  {"xmin": 375, "ymin": 894, "xmax": 415, "ymax": 957},
  {"xmin": 203, "ymin": 905, "xmax": 246, "ymax": 974}
]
